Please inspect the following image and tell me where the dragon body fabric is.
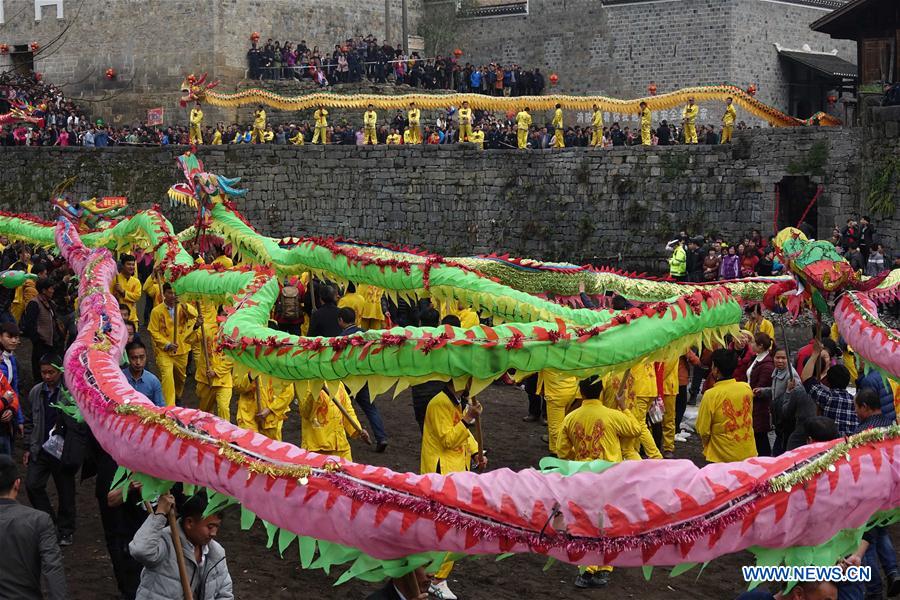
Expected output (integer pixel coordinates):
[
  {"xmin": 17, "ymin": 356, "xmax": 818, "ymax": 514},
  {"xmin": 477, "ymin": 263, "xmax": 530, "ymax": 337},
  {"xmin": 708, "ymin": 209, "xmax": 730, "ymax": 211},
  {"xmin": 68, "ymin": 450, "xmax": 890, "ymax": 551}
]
[
  {"xmin": 0, "ymin": 101, "xmax": 45, "ymax": 129},
  {"xmin": 0, "ymin": 151, "xmax": 897, "ymax": 582},
  {"xmin": 180, "ymin": 75, "xmax": 839, "ymax": 128}
]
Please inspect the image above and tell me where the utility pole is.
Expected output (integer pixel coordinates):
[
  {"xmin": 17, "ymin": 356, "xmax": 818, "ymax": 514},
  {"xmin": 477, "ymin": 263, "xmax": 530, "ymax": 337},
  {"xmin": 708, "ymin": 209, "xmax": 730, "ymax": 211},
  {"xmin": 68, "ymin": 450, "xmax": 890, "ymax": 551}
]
[
  {"xmin": 401, "ymin": 0, "xmax": 408, "ymax": 53},
  {"xmin": 385, "ymin": 0, "xmax": 391, "ymax": 45}
]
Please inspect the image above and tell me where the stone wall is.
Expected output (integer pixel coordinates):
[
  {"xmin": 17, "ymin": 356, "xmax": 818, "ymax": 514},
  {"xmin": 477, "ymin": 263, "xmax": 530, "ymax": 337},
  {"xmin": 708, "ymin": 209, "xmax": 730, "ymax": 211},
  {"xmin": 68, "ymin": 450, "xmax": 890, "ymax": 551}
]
[
  {"xmin": 1, "ymin": 126, "xmax": 882, "ymax": 271},
  {"xmin": 859, "ymin": 106, "xmax": 900, "ymax": 251}
]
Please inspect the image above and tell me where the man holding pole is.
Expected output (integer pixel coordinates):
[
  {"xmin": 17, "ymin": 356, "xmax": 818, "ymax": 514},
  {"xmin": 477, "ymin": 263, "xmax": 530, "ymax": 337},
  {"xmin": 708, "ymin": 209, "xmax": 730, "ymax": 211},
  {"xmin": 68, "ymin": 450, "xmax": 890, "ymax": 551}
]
[
  {"xmin": 147, "ymin": 284, "xmax": 198, "ymax": 407},
  {"xmin": 420, "ymin": 379, "xmax": 485, "ymax": 600},
  {"xmin": 298, "ymin": 380, "xmax": 370, "ymax": 461},
  {"xmin": 234, "ymin": 370, "xmax": 293, "ymax": 441},
  {"xmin": 129, "ymin": 492, "xmax": 233, "ymax": 600}
]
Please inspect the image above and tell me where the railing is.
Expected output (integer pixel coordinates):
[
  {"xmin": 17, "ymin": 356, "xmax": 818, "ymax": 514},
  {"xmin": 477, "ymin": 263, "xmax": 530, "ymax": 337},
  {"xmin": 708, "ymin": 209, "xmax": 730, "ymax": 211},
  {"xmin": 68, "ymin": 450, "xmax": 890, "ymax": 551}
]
[{"xmin": 457, "ymin": 2, "xmax": 528, "ymax": 18}]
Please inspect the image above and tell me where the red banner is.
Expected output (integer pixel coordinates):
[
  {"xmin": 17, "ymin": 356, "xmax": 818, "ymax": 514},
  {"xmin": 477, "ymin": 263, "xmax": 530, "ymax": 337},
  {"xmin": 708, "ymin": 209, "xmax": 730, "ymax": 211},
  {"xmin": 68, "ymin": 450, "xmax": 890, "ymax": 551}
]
[{"xmin": 146, "ymin": 107, "xmax": 164, "ymax": 126}]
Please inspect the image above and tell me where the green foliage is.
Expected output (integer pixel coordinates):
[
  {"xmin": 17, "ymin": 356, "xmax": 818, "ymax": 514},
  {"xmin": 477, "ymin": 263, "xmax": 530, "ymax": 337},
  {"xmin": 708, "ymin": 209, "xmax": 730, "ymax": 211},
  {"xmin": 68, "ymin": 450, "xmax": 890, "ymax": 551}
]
[
  {"xmin": 866, "ymin": 156, "xmax": 900, "ymax": 218},
  {"xmin": 787, "ymin": 141, "xmax": 829, "ymax": 176},
  {"xmin": 420, "ymin": 0, "xmax": 478, "ymax": 56}
]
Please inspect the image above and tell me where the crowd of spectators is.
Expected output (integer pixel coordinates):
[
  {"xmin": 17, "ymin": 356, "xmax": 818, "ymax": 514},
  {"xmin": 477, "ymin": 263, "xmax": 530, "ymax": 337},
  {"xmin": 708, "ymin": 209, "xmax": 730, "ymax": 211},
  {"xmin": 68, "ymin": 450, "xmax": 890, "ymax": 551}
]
[
  {"xmin": 247, "ymin": 33, "xmax": 547, "ymax": 95},
  {"xmin": 667, "ymin": 218, "xmax": 894, "ymax": 284}
]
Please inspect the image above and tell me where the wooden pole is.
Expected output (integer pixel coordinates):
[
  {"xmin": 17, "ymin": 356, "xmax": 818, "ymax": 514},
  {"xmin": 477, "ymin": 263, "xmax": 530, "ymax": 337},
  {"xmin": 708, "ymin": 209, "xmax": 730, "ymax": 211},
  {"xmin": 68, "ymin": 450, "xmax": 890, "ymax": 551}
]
[
  {"xmin": 167, "ymin": 508, "xmax": 194, "ymax": 600},
  {"xmin": 329, "ymin": 387, "xmax": 371, "ymax": 444},
  {"xmin": 144, "ymin": 500, "xmax": 194, "ymax": 600}
]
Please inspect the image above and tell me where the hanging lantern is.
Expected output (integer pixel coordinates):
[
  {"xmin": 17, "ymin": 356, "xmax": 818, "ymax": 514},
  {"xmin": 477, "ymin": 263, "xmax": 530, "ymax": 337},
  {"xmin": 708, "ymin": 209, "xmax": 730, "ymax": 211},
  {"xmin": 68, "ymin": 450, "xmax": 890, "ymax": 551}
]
[
  {"xmin": 746, "ymin": 84, "xmax": 757, "ymax": 96},
  {"xmin": 30, "ymin": 41, "xmax": 40, "ymax": 52},
  {"xmin": 453, "ymin": 48, "xmax": 463, "ymax": 57},
  {"xmin": 647, "ymin": 81, "xmax": 657, "ymax": 96},
  {"xmin": 0, "ymin": 44, "xmax": 9, "ymax": 55},
  {"xmin": 506, "ymin": 109, "xmax": 516, "ymax": 120},
  {"xmin": 105, "ymin": 68, "xmax": 116, "ymax": 80},
  {"xmin": 549, "ymin": 73, "xmax": 559, "ymax": 85},
  {"xmin": 250, "ymin": 31, "xmax": 260, "ymax": 43},
  {"xmin": 826, "ymin": 93, "xmax": 837, "ymax": 106}
]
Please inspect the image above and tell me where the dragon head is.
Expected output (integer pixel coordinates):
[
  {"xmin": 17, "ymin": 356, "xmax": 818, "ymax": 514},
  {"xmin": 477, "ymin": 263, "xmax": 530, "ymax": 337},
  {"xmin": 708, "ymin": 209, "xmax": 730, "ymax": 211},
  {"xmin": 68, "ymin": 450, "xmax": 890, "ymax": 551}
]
[
  {"xmin": 0, "ymin": 101, "xmax": 46, "ymax": 129},
  {"xmin": 179, "ymin": 73, "xmax": 219, "ymax": 107},
  {"xmin": 168, "ymin": 150, "xmax": 247, "ymax": 211}
]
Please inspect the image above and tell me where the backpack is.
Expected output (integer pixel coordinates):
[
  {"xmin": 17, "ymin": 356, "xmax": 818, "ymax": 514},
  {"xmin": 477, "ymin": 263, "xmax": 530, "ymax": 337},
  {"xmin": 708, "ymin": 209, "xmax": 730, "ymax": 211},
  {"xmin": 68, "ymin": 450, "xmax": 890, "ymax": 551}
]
[{"xmin": 276, "ymin": 284, "xmax": 301, "ymax": 321}]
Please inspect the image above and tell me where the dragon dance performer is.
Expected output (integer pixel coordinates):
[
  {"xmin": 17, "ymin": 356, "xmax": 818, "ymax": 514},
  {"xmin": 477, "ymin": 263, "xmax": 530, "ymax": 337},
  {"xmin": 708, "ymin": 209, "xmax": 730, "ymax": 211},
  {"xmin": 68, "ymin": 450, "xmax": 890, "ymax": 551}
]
[
  {"xmin": 407, "ymin": 101, "xmax": 422, "ymax": 144},
  {"xmin": 640, "ymin": 101, "xmax": 652, "ymax": 146},
  {"xmin": 189, "ymin": 102, "xmax": 204, "ymax": 145},
  {"xmin": 696, "ymin": 349, "xmax": 758, "ymax": 462},
  {"xmin": 312, "ymin": 106, "xmax": 328, "ymax": 144},
  {"xmin": 363, "ymin": 104, "xmax": 378, "ymax": 145},
  {"xmin": 458, "ymin": 100, "xmax": 473, "ymax": 143},
  {"xmin": 386, "ymin": 129, "xmax": 402, "ymax": 144},
  {"xmin": 470, "ymin": 125, "xmax": 485, "ymax": 150},
  {"xmin": 421, "ymin": 381, "xmax": 484, "ymax": 600},
  {"xmin": 516, "ymin": 107, "xmax": 532, "ymax": 149},
  {"xmin": 539, "ymin": 369, "xmax": 578, "ymax": 455},
  {"xmin": 590, "ymin": 104, "xmax": 604, "ymax": 147},
  {"xmin": 234, "ymin": 371, "xmax": 293, "ymax": 441},
  {"xmin": 147, "ymin": 283, "xmax": 198, "ymax": 406},
  {"xmin": 623, "ymin": 362, "xmax": 664, "ymax": 459},
  {"xmin": 210, "ymin": 123, "xmax": 223, "ymax": 145},
  {"xmin": 192, "ymin": 318, "xmax": 232, "ymax": 421},
  {"xmin": 558, "ymin": 376, "xmax": 644, "ymax": 589},
  {"xmin": 299, "ymin": 382, "xmax": 369, "ymax": 460},
  {"xmin": 111, "ymin": 254, "xmax": 142, "ymax": 325},
  {"xmin": 721, "ymin": 97, "xmax": 737, "ymax": 144},
  {"xmin": 551, "ymin": 103, "xmax": 565, "ymax": 148},
  {"xmin": 251, "ymin": 105, "xmax": 267, "ymax": 144},
  {"xmin": 682, "ymin": 96, "xmax": 699, "ymax": 144}
]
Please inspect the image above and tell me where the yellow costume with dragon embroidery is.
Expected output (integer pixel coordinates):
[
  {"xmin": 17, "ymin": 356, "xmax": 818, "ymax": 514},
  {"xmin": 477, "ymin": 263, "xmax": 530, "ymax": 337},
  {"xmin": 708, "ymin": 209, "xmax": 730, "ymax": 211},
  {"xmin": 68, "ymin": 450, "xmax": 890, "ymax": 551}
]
[{"xmin": 299, "ymin": 382, "xmax": 363, "ymax": 460}]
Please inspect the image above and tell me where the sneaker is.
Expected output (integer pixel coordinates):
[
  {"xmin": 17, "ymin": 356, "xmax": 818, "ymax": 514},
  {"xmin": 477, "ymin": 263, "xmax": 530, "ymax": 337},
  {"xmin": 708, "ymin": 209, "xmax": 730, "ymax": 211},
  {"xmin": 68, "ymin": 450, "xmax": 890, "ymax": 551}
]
[
  {"xmin": 429, "ymin": 580, "xmax": 458, "ymax": 600},
  {"xmin": 574, "ymin": 572, "xmax": 609, "ymax": 589},
  {"xmin": 887, "ymin": 573, "xmax": 900, "ymax": 597},
  {"xmin": 375, "ymin": 440, "xmax": 388, "ymax": 453},
  {"xmin": 58, "ymin": 534, "xmax": 73, "ymax": 547}
]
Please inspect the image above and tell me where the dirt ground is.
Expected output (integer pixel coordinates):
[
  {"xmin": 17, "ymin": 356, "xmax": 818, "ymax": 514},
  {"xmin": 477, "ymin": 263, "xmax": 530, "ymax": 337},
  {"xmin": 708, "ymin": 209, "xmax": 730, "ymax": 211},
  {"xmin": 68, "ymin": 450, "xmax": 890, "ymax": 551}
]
[{"xmin": 8, "ymin": 323, "xmax": 827, "ymax": 599}]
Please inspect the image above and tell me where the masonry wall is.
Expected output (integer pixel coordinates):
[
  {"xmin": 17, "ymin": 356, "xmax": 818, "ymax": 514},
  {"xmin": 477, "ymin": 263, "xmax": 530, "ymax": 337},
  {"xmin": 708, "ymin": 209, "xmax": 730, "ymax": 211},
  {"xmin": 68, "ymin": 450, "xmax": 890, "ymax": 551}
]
[{"xmin": 0, "ymin": 126, "xmax": 878, "ymax": 271}]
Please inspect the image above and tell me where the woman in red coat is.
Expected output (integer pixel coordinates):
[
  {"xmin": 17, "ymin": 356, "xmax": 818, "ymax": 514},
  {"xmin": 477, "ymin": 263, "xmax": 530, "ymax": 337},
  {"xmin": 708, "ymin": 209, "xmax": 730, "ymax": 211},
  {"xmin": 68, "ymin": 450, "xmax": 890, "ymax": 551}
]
[{"xmin": 747, "ymin": 332, "xmax": 775, "ymax": 456}]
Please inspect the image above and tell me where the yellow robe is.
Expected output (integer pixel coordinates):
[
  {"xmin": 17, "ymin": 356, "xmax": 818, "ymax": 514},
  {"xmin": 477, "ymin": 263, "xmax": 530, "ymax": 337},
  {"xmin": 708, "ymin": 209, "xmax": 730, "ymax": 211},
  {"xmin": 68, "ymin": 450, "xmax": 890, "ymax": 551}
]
[
  {"xmin": 515, "ymin": 111, "xmax": 532, "ymax": 149},
  {"xmin": 211, "ymin": 129, "xmax": 222, "ymax": 145},
  {"xmin": 420, "ymin": 391, "xmax": 478, "ymax": 475},
  {"xmin": 407, "ymin": 108, "xmax": 421, "ymax": 143},
  {"xmin": 337, "ymin": 292, "xmax": 367, "ymax": 319},
  {"xmin": 640, "ymin": 108, "xmax": 652, "ymax": 145},
  {"xmin": 386, "ymin": 133, "xmax": 402, "ymax": 145},
  {"xmin": 600, "ymin": 371, "xmax": 662, "ymax": 460},
  {"xmin": 557, "ymin": 399, "xmax": 643, "ymax": 463},
  {"xmin": 142, "ymin": 275, "xmax": 164, "ymax": 308},
  {"xmin": 193, "ymin": 321, "xmax": 233, "ymax": 421},
  {"xmin": 111, "ymin": 273, "xmax": 142, "ymax": 324},
  {"xmin": 147, "ymin": 302, "xmax": 198, "ymax": 405},
  {"xmin": 745, "ymin": 318, "xmax": 775, "ymax": 341},
  {"xmin": 252, "ymin": 110, "xmax": 266, "ymax": 143},
  {"xmin": 470, "ymin": 130, "xmax": 485, "ymax": 149},
  {"xmin": 551, "ymin": 108, "xmax": 564, "ymax": 148},
  {"xmin": 189, "ymin": 108, "xmax": 203, "ymax": 144},
  {"xmin": 590, "ymin": 110, "xmax": 604, "ymax": 146},
  {"xmin": 290, "ymin": 130, "xmax": 305, "ymax": 145},
  {"xmin": 682, "ymin": 103, "xmax": 699, "ymax": 144},
  {"xmin": 538, "ymin": 369, "xmax": 578, "ymax": 454},
  {"xmin": 696, "ymin": 378, "xmax": 757, "ymax": 462},
  {"xmin": 299, "ymin": 382, "xmax": 362, "ymax": 460},
  {"xmin": 10, "ymin": 264, "xmax": 33, "ymax": 322},
  {"xmin": 234, "ymin": 371, "xmax": 293, "ymax": 440},
  {"xmin": 721, "ymin": 104, "xmax": 736, "ymax": 143},
  {"xmin": 458, "ymin": 107, "xmax": 473, "ymax": 142},
  {"xmin": 357, "ymin": 284, "xmax": 385, "ymax": 329},
  {"xmin": 363, "ymin": 110, "xmax": 378, "ymax": 144},
  {"xmin": 312, "ymin": 109, "xmax": 328, "ymax": 144}
]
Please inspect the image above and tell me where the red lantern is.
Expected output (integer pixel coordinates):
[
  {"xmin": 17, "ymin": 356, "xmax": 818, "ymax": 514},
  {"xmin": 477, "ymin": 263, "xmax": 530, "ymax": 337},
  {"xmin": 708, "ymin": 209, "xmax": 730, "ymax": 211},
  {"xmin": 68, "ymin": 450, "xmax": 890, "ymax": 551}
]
[
  {"xmin": 746, "ymin": 84, "xmax": 757, "ymax": 96},
  {"xmin": 105, "ymin": 68, "xmax": 116, "ymax": 80},
  {"xmin": 647, "ymin": 81, "xmax": 657, "ymax": 96},
  {"xmin": 30, "ymin": 42, "xmax": 40, "ymax": 52},
  {"xmin": 0, "ymin": 44, "xmax": 9, "ymax": 55},
  {"xmin": 453, "ymin": 48, "xmax": 463, "ymax": 57},
  {"xmin": 250, "ymin": 32, "xmax": 260, "ymax": 42},
  {"xmin": 34, "ymin": 72, "xmax": 42, "ymax": 81},
  {"xmin": 826, "ymin": 93, "xmax": 837, "ymax": 106},
  {"xmin": 506, "ymin": 109, "xmax": 516, "ymax": 120},
  {"xmin": 549, "ymin": 73, "xmax": 559, "ymax": 85}
]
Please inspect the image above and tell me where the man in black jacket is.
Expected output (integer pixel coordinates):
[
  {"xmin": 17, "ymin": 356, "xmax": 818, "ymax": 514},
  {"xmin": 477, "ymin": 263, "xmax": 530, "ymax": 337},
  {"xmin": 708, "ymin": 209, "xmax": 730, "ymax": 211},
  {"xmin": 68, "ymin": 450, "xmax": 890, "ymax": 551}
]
[
  {"xmin": 23, "ymin": 353, "xmax": 85, "ymax": 547},
  {"xmin": 0, "ymin": 454, "xmax": 67, "ymax": 599},
  {"xmin": 657, "ymin": 120, "xmax": 671, "ymax": 145},
  {"xmin": 306, "ymin": 284, "xmax": 341, "ymax": 337}
]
